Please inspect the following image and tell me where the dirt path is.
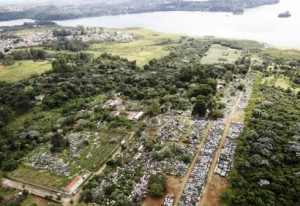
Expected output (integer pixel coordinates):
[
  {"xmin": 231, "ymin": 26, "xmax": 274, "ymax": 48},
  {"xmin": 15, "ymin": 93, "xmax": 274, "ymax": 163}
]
[
  {"xmin": 198, "ymin": 92, "xmax": 243, "ymax": 206},
  {"xmin": 2, "ymin": 178, "xmax": 59, "ymax": 200},
  {"xmin": 173, "ymin": 121, "xmax": 213, "ymax": 206}
]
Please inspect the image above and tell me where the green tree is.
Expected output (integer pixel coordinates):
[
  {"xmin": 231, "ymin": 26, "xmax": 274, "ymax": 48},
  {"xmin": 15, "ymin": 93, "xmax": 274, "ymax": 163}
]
[
  {"xmin": 192, "ymin": 96, "xmax": 207, "ymax": 117},
  {"xmin": 148, "ymin": 182, "xmax": 164, "ymax": 197},
  {"xmin": 146, "ymin": 102, "xmax": 161, "ymax": 116},
  {"xmin": 148, "ymin": 173, "xmax": 167, "ymax": 198}
]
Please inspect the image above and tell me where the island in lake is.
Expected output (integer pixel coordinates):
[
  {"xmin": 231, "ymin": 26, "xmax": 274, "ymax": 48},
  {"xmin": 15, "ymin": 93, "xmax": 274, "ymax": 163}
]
[{"xmin": 278, "ymin": 11, "xmax": 291, "ymax": 18}]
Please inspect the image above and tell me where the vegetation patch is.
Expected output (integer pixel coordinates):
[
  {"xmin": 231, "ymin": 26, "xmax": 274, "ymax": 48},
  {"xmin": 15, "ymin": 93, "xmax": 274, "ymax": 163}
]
[
  {"xmin": 7, "ymin": 167, "xmax": 69, "ymax": 189},
  {"xmin": 222, "ymin": 86, "xmax": 300, "ymax": 206},
  {"xmin": 89, "ymin": 28, "xmax": 178, "ymax": 67},
  {"xmin": 0, "ymin": 60, "xmax": 52, "ymax": 82},
  {"xmin": 201, "ymin": 44, "xmax": 241, "ymax": 64}
]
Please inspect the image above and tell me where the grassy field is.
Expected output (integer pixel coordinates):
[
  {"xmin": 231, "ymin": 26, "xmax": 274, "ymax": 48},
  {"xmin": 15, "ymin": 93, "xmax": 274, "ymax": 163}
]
[
  {"xmin": 0, "ymin": 60, "xmax": 52, "ymax": 82},
  {"xmin": 8, "ymin": 167, "xmax": 69, "ymax": 189},
  {"xmin": 201, "ymin": 44, "xmax": 241, "ymax": 64},
  {"xmin": 262, "ymin": 75, "xmax": 300, "ymax": 92},
  {"xmin": 261, "ymin": 48, "xmax": 300, "ymax": 59},
  {"xmin": 88, "ymin": 28, "xmax": 179, "ymax": 67}
]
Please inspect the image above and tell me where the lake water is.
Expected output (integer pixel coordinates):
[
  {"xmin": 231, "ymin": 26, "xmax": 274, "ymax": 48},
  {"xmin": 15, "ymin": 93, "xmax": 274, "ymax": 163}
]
[
  {"xmin": 1, "ymin": 0, "xmax": 300, "ymax": 48},
  {"xmin": 0, "ymin": 19, "xmax": 35, "ymax": 27}
]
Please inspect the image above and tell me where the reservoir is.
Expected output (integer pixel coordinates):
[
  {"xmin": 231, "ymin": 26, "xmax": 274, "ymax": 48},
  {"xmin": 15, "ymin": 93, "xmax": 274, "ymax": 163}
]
[{"xmin": 1, "ymin": 0, "xmax": 299, "ymax": 48}]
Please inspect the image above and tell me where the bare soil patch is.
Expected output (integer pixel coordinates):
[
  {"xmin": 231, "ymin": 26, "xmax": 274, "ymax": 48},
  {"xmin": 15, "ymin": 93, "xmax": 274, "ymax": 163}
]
[
  {"xmin": 231, "ymin": 110, "xmax": 245, "ymax": 123},
  {"xmin": 142, "ymin": 175, "xmax": 184, "ymax": 206},
  {"xmin": 147, "ymin": 127, "xmax": 159, "ymax": 137},
  {"xmin": 30, "ymin": 195, "xmax": 60, "ymax": 206},
  {"xmin": 199, "ymin": 175, "xmax": 228, "ymax": 206},
  {"xmin": 0, "ymin": 64, "xmax": 5, "ymax": 70}
]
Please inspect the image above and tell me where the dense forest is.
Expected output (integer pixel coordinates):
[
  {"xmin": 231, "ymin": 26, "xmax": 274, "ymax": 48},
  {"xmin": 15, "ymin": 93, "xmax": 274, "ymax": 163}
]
[{"xmin": 222, "ymin": 65, "xmax": 300, "ymax": 206}]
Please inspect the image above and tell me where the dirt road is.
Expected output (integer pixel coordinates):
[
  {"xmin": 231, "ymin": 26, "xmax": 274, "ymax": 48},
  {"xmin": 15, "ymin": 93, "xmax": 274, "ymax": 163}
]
[
  {"xmin": 198, "ymin": 92, "xmax": 243, "ymax": 206},
  {"xmin": 2, "ymin": 178, "xmax": 59, "ymax": 200}
]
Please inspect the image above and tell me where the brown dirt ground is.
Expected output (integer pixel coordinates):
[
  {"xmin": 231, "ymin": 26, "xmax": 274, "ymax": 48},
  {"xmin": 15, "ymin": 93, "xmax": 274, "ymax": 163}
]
[
  {"xmin": 231, "ymin": 110, "xmax": 245, "ymax": 123},
  {"xmin": 0, "ymin": 64, "xmax": 4, "ymax": 70},
  {"xmin": 147, "ymin": 127, "xmax": 159, "ymax": 137},
  {"xmin": 142, "ymin": 175, "xmax": 184, "ymax": 206},
  {"xmin": 30, "ymin": 195, "xmax": 60, "ymax": 206},
  {"xmin": 199, "ymin": 175, "xmax": 228, "ymax": 206}
]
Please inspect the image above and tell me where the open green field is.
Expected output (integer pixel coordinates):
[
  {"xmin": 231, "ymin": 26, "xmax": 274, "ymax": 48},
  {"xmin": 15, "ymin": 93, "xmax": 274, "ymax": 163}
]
[
  {"xmin": 262, "ymin": 75, "xmax": 300, "ymax": 92},
  {"xmin": 8, "ymin": 167, "xmax": 69, "ymax": 189},
  {"xmin": 261, "ymin": 48, "xmax": 300, "ymax": 59},
  {"xmin": 0, "ymin": 60, "xmax": 52, "ymax": 82},
  {"xmin": 201, "ymin": 44, "xmax": 241, "ymax": 64},
  {"xmin": 89, "ymin": 28, "xmax": 179, "ymax": 67}
]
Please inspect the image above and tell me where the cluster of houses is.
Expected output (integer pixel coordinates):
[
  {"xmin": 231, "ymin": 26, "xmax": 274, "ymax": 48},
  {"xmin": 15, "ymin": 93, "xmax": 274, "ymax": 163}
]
[
  {"xmin": 0, "ymin": 29, "xmax": 133, "ymax": 53},
  {"xmin": 0, "ymin": 30, "xmax": 57, "ymax": 53},
  {"xmin": 184, "ymin": 120, "xmax": 208, "ymax": 144},
  {"xmin": 67, "ymin": 31, "xmax": 134, "ymax": 43}
]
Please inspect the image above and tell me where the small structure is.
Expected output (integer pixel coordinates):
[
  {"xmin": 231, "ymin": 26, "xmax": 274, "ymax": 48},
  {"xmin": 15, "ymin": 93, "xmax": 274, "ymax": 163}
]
[
  {"xmin": 34, "ymin": 94, "xmax": 45, "ymax": 101},
  {"xmin": 233, "ymin": 9, "xmax": 244, "ymax": 15},
  {"xmin": 128, "ymin": 112, "xmax": 144, "ymax": 121},
  {"xmin": 218, "ymin": 57, "xmax": 228, "ymax": 62},
  {"xmin": 65, "ymin": 175, "xmax": 86, "ymax": 195},
  {"xmin": 103, "ymin": 98, "xmax": 125, "ymax": 111},
  {"xmin": 278, "ymin": 11, "xmax": 291, "ymax": 18},
  {"xmin": 109, "ymin": 111, "xmax": 121, "ymax": 117}
]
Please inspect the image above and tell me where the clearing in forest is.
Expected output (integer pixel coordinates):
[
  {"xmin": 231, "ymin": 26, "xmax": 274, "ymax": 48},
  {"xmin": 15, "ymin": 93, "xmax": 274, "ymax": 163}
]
[
  {"xmin": 89, "ymin": 28, "xmax": 179, "ymax": 67},
  {"xmin": 0, "ymin": 60, "xmax": 52, "ymax": 82},
  {"xmin": 201, "ymin": 44, "xmax": 241, "ymax": 64}
]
